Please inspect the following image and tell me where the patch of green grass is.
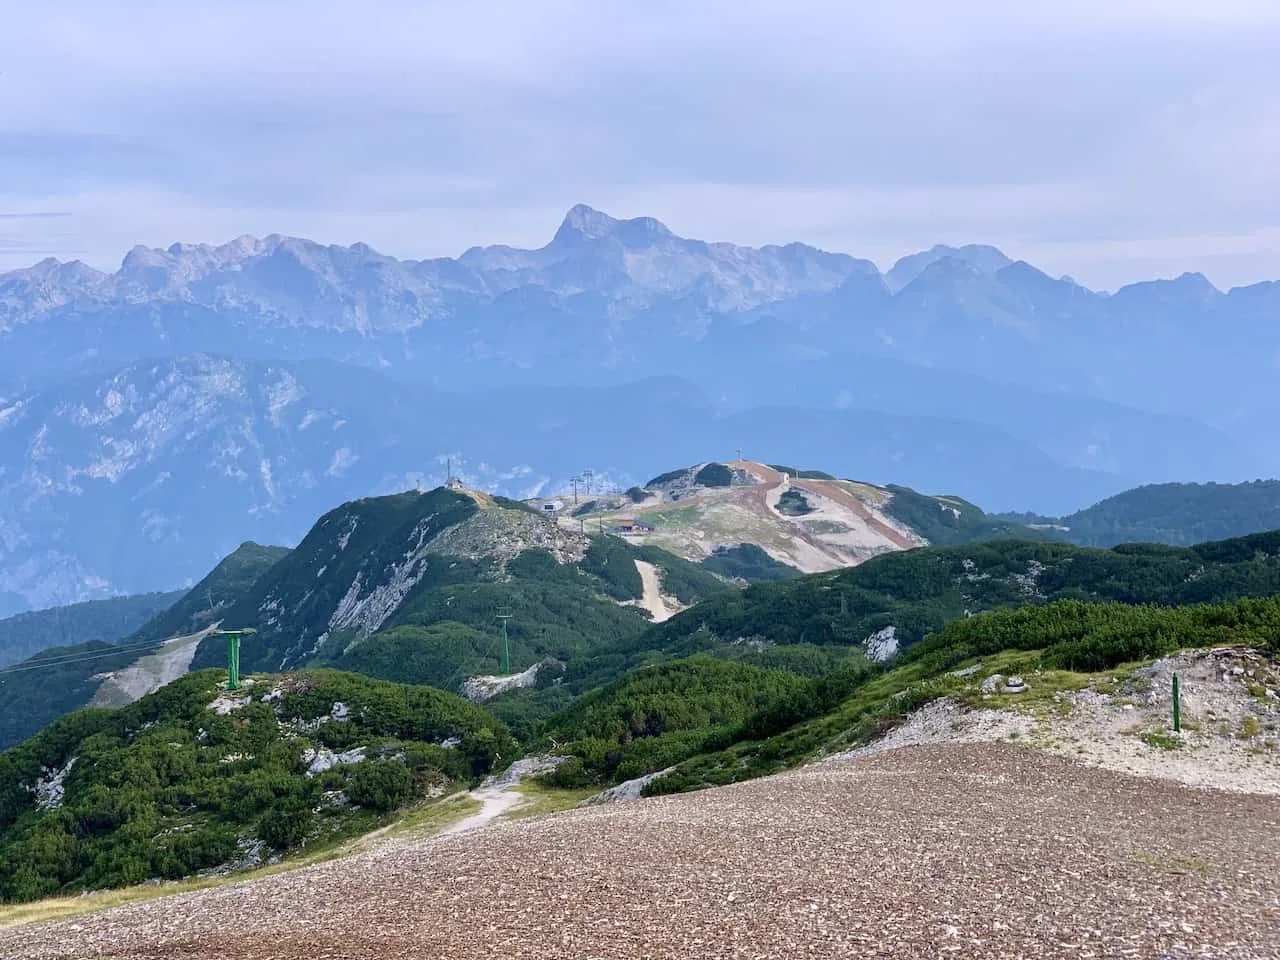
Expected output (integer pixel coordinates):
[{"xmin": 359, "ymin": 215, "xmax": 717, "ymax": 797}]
[
  {"xmin": 503, "ymin": 782, "xmax": 598, "ymax": 821},
  {"xmin": 1238, "ymin": 716, "xmax": 1262, "ymax": 739},
  {"xmin": 387, "ymin": 792, "xmax": 481, "ymax": 837},
  {"xmin": 1141, "ymin": 730, "xmax": 1183, "ymax": 751},
  {"xmin": 1246, "ymin": 682, "xmax": 1268, "ymax": 700},
  {"xmin": 1132, "ymin": 850, "xmax": 1216, "ymax": 874},
  {"xmin": 641, "ymin": 506, "xmax": 701, "ymax": 527}
]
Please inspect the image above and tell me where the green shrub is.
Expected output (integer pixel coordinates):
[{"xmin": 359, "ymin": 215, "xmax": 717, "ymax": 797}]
[
  {"xmin": 694, "ymin": 463, "xmax": 733, "ymax": 488},
  {"xmin": 346, "ymin": 761, "xmax": 415, "ymax": 812},
  {"xmin": 259, "ymin": 803, "xmax": 314, "ymax": 849},
  {"xmin": 702, "ymin": 544, "xmax": 800, "ymax": 582},
  {"xmin": 775, "ymin": 490, "xmax": 815, "ymax": 516}
]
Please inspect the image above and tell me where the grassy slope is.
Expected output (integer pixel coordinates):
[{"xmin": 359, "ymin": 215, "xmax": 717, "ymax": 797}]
[{"xmin": 645, "ymin": 594, "xmax": 1280, "ymax": 795}]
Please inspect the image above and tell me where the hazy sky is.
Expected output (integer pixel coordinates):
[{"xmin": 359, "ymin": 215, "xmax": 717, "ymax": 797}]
[{"xmin": 2, "ymin": 1, "xmax": 1278, "ymax": 290}]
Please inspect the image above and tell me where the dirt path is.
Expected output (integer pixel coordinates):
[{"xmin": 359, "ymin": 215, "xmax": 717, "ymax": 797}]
[
  {"xmin": 763, "ymin": 469, "xmax": 789, "ymax": 514},
  {"xmin": 439, "ymin": 756, "xmax": 563, "ymax": 837},
  {"xmin": 633, "ymin": 559, "xmax": 672, "ymax": 622},
  {"xmin": 7, "ymin": 743, "xmax": 1277, "ymax": 959},
  {"xmin": 438, "ymin": 783, "xmax": 526, "ymax": 836}
]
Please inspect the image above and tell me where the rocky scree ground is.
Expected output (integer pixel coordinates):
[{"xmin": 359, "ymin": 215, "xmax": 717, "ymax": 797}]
[
  {"xmin": 1, "ymin": 742, "xmax": 1275, "ymax": 959},
  {"xmin": 830, "ymin": 645, "xmax": 1280, "ymax": 794}
]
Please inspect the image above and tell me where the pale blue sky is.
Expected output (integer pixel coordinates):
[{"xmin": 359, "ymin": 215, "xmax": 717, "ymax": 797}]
[{"xmin": 1, "ymin": 0, "xmax": 1278, "ymax": 290}]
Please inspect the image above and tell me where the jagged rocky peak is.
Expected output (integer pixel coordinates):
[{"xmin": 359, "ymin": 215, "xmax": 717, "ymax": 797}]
[{"xmin": 551, "ymin": 204, "xmax": 674, "ymax": 247}]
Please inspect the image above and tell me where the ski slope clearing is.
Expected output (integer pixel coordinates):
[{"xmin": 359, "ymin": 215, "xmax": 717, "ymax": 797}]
[
  {"xmin": 3, "ymin": 743, "xmax": 1276, "ymax": 959},
  {"xmin": 632, "ymin": 559, "xmax": 673, "ymax": 622},
  {"xmin": 548, "ymin": 460, "xmax": 924, "ymax": 574},
  {"xmin": 89, "ymin": 627, "xmax": 215, "ymax": 707}
]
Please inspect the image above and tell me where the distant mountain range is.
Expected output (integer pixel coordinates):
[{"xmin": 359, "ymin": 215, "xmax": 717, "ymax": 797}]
[{"xmin": 1, "ymin": 205, "xmax": 1276, "ymax": 610}]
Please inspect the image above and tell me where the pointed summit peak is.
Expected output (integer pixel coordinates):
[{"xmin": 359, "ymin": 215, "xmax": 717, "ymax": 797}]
[
  {"xmin": 551, "ymin": 204, "xmax": 677, "ymax": 249},
  {"xmin": 553, "ymin": 204, "xmax": 620, "ymax": 244}
]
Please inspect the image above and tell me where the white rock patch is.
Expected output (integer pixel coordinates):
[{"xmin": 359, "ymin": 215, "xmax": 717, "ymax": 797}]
[
  {"xmin": 460, "ymin": 662, "xmax": 545, "ymax": 702},
  {"xmin": 864, "ymin": 625, "xmax": 899, "ymax": 662},
  {"xmin": 302, "ymin": 746, "xmax": 368, "ymax": 777},
  {"xmin": 31, "ymin": 757, "xmax": 77, "ymax": 810}
]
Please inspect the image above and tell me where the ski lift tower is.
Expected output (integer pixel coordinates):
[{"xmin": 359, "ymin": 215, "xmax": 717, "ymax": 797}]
[
  {"xmin": 211, "ymin": 627, "xmax": 256, "ymax": 690},
  {"xmin": 495, "ymin": 609, "xmax": 513, "ymax": 675}
]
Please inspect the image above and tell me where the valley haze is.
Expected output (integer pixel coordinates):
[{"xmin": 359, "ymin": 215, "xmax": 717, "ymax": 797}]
[{"xmin": 0, "ymin": 204, "xmax": 1277, "ymax": 613}]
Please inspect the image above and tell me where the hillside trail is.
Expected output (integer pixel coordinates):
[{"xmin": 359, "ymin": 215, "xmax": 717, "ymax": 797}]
[
  {"xmin": 438, "ymin": 783, "xmax": 526, "ymax": 836},
  {"xmin": 763, "ymin": 469, "xmax": 789, "ymax": 514},
  {"xmin": 438, "ymin": 756, "xmax": 561, "ymax": 837},
  {"xmin": 633, "ymin": 559, "xmax": 672, "ymax": 622}
]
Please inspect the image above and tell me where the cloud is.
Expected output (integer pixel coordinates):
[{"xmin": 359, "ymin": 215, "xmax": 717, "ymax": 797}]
[{"xmin": 1, "ymin": 1, "xmax": 1278, "ymax": 288}]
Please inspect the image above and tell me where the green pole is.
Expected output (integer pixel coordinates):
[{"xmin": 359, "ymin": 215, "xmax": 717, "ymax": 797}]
[
  {"xmin": 1172, "ymin": 672, "xmax": 1180, "ymax": 733},
  {"xmin": 500, "ymin": 620, "xmax": 510, "ymax": 676},
  {"xmin": 227, "ymin": 632, "xmax": 241, "ymax": 690}
]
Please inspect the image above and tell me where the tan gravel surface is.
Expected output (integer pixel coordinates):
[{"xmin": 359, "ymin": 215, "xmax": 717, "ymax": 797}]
[{"xmin": 5, "ymin": 743, "xmax": 1278, "ymax": 959}]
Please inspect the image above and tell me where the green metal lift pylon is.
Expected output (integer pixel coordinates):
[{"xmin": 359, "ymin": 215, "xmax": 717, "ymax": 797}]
[
  {"xmin": 496, "ymin": 610, "xmax": 513, "ymax": 675},
  {"xmin": 211, "ymin": 628, "xmax": 256, "ymax": 690}
]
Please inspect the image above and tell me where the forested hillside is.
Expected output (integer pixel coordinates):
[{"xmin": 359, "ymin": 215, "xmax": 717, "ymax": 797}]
[
  {"xmin": 0, "ymin": 542, "xmax": 289, "ymax": 751},
  {"xmin": 623, "ymin": 532, "xmax": 1280, "ymax": 665},
  {"xmin": 6, "ymin": 523, "xmax": 1280, "ymax": 900},
  {"xmin": 1003, "ymin": 480, "xmax": 1280, "ymax": 548},
  {"xmin": 0, "ymin": 669, "xmax": 514, "ymax": 902},
  {"xmin": 131, "ymin": 542, "xmax": 290, "ymax": 643},
  {"xmin": 881, "ymin": 486, "xmax": 1043, "ymax": 546},
  {"xmin": 191, "ymin": 489, "xmax": 728, "ymax": 684},
  {"xmin": 0, "ymin": 592, "xmax": 182, "ymax": 668}
]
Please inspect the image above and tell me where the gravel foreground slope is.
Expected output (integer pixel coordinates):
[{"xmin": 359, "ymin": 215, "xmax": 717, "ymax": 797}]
[{"xmin": 4, "ymin": 743, "xmax": 1278, "ymax": 960}]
